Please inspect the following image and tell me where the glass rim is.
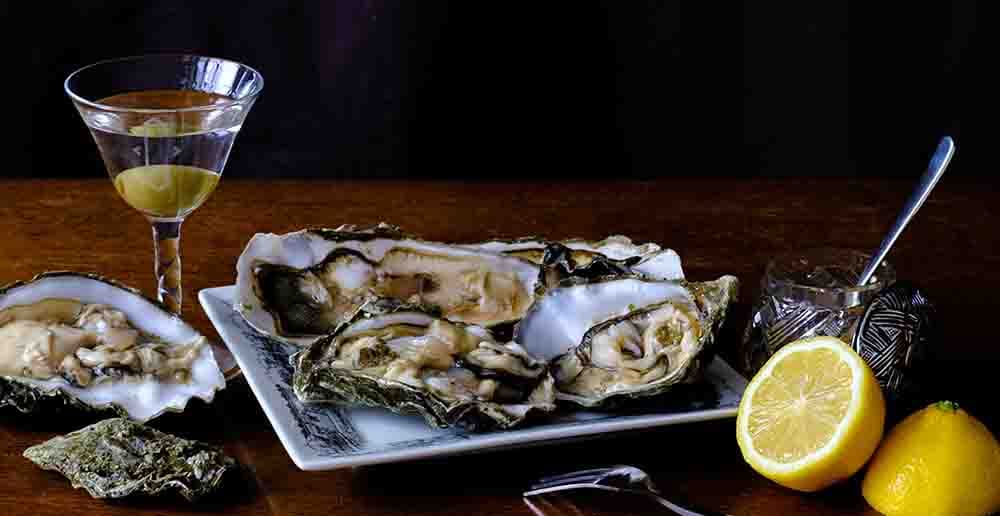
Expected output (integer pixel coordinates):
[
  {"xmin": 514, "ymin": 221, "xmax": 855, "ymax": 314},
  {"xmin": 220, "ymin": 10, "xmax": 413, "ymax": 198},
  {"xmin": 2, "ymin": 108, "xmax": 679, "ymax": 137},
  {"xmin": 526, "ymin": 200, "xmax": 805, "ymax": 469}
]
[
  {"xmin": 764, "ymin": 247, "xmax": 895, "ymax": 295},
  {"xmin": 64, "ymin": 54, "xmax": 264, "ymax": 114}
]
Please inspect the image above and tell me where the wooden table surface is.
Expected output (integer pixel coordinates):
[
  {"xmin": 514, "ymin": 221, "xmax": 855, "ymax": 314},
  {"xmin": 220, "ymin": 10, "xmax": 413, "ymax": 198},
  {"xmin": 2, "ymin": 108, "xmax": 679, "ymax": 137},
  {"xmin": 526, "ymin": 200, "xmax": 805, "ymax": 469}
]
[{"xmin": 1, "ymin": 178, "xmax": 997, "ymax": 516}]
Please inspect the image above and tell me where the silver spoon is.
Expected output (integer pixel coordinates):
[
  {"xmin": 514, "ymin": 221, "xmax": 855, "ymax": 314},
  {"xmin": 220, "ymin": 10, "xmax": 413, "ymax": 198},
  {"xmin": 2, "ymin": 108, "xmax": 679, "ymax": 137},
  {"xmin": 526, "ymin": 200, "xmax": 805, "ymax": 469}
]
[{"xmin": 857, "ymin": 136, "xmax": 956, "ymax": 286}]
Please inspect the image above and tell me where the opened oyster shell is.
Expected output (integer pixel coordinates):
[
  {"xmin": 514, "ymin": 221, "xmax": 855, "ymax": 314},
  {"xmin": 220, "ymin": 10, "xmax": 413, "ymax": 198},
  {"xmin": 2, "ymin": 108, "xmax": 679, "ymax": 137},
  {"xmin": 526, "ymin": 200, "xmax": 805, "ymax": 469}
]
[
  {"xmin": 235, "ymin": 224, "xmax": 542, "ymax": 344},
  {"xmin": 0, "ymin": 272, "xmax": 225, "ymax": 421},
  {"xmin": 293, "ymin": 306, "xmax": 555, "ymax": 430},
  {"xmin": 466, "ymin": 235, "xmax": 685, "ymax": 285},
  {"xmin": 24, "ymin": 418, "xmax": 240, "ymax": 501},
  {"xmin": 515, "ymin": 276, "xmax": 738, "ymax": 407}
]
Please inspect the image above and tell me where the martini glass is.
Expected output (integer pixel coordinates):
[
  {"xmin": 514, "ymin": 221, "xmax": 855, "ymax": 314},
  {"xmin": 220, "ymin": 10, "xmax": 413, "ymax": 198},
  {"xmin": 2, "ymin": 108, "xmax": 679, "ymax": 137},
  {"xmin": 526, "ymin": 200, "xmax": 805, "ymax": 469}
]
[{"xmin": 65, "ymin": 55, "xmax": 263, "ymax": 313}]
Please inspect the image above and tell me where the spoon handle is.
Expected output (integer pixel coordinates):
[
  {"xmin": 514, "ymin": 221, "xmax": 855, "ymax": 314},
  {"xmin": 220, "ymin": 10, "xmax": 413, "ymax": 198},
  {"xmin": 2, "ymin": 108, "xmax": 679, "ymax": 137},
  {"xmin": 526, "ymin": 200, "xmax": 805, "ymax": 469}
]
[{"xmin": 857, "ymin": 136, "xmax": 956, "ymax": 286}]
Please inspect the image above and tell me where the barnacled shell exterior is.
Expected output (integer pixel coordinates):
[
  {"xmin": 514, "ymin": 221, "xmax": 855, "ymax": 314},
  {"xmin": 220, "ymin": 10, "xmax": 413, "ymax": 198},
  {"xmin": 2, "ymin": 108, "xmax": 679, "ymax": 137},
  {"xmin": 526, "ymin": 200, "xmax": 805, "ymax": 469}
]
[
  {"xmin": 294, "ymin": 360, "xmax": 555, "ymax": 430},
  {"xmin": 0, "ymin": 377, "xmax": 123, "ymax": 417},
  {"xmin": 23, "ymin": 418, "xmax": 240, "ymax": 501}
]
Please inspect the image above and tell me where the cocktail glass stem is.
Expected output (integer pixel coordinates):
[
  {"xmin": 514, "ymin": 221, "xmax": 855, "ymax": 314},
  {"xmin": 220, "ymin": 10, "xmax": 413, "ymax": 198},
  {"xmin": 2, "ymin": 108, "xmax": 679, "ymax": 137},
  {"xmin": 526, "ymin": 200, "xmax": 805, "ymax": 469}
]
[{"xmin": 151, "ymin": 219, "xmax": 183, "ymax": 313}]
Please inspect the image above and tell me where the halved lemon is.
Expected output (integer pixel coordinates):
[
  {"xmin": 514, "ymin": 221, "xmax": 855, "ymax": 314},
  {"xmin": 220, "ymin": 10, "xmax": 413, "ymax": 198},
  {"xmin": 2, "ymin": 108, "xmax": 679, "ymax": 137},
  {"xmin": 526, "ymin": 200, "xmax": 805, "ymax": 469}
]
[{"xmin": 736, "ymin": 336, "xmax": 885, "ymax": 492}]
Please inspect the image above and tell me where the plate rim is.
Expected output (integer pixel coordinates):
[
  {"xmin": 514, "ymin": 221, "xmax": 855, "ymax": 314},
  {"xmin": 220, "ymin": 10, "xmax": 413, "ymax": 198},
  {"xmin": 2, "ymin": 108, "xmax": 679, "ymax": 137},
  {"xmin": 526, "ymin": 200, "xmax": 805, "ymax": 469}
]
[{"xmin": 199, "ymin": 285, "xmax": 745, "ymax": 471}]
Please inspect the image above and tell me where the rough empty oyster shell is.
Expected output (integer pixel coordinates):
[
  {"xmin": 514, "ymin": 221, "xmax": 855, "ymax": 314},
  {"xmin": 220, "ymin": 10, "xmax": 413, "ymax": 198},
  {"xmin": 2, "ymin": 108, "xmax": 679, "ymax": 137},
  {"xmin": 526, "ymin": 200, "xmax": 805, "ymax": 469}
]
[
  {"xmin": 0, "ymin": 272, "xmax": 225, "ymax": 421},
  {"xmin": 24, "ymin": 418, "xmax": 240, "ymax": 501},
  {"xmin": 515, "ymin": 276, "xmax": 738, "ymax": 407},
  {"xmin": 235, "ymin": 224, "xmax": 542, "ymax": 345},
  {"xmin": 293, "ymin": 305, "xmax": 555, "ymax": 430}
]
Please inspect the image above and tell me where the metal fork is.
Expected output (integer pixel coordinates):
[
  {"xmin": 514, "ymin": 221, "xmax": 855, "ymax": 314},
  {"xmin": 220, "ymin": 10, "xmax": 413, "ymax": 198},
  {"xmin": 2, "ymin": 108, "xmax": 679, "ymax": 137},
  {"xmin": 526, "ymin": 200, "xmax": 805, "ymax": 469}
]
[{"xmin": 524, "ymin": 465, "xmax": 729, "ymax": 516}]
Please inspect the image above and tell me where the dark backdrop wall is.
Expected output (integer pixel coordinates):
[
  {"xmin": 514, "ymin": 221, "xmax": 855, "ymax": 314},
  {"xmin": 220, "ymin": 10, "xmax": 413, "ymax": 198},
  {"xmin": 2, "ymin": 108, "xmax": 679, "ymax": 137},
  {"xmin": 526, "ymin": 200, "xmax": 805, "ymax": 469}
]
[{"xmin": 8, "ymin": 2, "xmax": 989, "ymax": 179}]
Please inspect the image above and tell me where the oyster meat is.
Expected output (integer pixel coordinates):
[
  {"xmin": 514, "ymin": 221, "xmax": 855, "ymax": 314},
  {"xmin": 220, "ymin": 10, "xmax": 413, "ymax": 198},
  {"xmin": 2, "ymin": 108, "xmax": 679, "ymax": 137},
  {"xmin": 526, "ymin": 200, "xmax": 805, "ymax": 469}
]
[
  {"xmin": 0, "ymin": 272, "xmax": 225, "ymax": 421},
  {"xmin": 293, "ymin": 306, "xmax": 555, "ymax": 429},
  {"xmin": 515, "ymin": 276, "xmax": 738, "ymax": 407},
  {"xmin": 24, "ymin": 418, "xmax": 240, "ymax": 501},
  {"xmin": 235, "ymin": 224, "xmax": 542, "ymax": 344}
]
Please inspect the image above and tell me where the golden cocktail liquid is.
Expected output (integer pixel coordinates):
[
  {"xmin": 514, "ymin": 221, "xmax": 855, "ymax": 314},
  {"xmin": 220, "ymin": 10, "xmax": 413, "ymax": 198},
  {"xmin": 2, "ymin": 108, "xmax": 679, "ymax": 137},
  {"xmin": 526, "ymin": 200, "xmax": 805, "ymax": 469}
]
[{"xmin": 95, "ymin": 90, "xmax": 234, "ymax": 219}]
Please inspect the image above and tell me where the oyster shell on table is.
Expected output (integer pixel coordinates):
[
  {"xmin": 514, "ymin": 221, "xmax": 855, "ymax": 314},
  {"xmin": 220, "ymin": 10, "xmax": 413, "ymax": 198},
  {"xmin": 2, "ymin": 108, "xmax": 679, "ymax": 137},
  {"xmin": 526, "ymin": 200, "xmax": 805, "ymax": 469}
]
[
  {"xmin": 0, "ymin": 272, "xmax": 226, "ymax": 421},
  {"xmin": 465, "ymin": 235, "xmax": 685, "ymax": 286},
  {"xmin": 24, "ymin": 418, "xmax": 240, "ymax": 501},
  {"xmin": 235, "ymin": 224, "xmax": 543, "ymax": 344},
  {"xmin": 292, "ymin": 305, "xmax": 555, "ymax": 430},
  {"xmin": 515, "ymin": 275, "xmax": 739, "ymax": 408}
]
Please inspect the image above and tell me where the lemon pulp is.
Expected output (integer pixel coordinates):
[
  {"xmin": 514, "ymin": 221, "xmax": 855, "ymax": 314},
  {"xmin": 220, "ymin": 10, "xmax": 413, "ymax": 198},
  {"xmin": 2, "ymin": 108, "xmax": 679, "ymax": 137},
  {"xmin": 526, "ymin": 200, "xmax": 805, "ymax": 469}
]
[{"xmin": 747, "ymin": 347, "xmax": 854, "ymax": 463}]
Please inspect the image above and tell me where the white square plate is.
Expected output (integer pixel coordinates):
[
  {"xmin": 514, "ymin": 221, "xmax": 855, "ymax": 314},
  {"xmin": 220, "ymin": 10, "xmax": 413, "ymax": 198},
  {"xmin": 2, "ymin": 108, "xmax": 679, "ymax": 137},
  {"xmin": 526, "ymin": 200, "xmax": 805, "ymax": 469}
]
[{"xmin": 199, "ymin": 286, "xmax": 747, "ymax": 471}]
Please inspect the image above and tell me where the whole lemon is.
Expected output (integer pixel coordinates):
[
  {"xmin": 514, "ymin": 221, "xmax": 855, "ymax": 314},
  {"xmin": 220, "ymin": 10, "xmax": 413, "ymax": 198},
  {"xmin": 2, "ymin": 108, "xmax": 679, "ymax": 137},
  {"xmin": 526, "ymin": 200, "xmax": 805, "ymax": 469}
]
[{"xmin": 862, "ymin": 401, "xmax": 1000, "ymax": 516}]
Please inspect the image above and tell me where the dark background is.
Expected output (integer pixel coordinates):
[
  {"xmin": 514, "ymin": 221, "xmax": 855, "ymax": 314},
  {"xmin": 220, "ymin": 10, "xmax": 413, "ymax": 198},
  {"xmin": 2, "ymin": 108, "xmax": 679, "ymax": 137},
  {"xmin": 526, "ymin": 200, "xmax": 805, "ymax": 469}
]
[{"xmin": 9, "ymin": 2, "xmax": 990, "ymax": 179}]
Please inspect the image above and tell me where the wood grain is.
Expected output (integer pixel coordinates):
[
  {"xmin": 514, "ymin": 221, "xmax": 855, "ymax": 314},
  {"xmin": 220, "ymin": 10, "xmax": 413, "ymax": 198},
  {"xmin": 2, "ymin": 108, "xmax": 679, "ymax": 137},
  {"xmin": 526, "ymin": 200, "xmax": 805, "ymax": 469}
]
[{"xmin": 0, "ymin": 178, "xmax": 996, "ymax": 515}]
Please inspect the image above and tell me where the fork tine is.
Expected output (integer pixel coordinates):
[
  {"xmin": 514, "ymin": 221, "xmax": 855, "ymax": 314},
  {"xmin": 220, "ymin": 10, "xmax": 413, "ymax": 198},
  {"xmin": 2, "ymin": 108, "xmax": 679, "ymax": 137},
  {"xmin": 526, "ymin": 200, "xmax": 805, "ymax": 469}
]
[
  {"xmin": 531, "ymin": 467, "xmax": 612, "ymax": 489},
  {"xmin": 529, "ymin": 474, "xmax": 605, "ymax": 492},
  {"xmin": 524, "ymin": 483, "xmax": 620, "ymax": 498}
]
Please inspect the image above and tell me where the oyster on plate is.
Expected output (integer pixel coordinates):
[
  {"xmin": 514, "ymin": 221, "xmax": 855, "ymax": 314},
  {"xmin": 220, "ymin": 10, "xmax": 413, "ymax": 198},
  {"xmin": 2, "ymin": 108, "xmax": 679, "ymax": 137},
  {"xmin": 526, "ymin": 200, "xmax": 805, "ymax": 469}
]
[
  {"xmin": 293, "ymin": 304, "xmax": 555, "ymax": 430},
  {"xmin": 0, "ymin": 272, "xmax": 225, "ymax": 421},
  {"xmin": 466, "ymin": 235, "xmax": 685, "ymax": 286},
  {"xmin": 514, "ymin": 275, "xmax": 738, "ymax": 408},
  {"xmin": 235, "ymin": 224, "xmax": 542, "ymax": 344},
  {"xmin": 24, "ymin": 417, "xmax": 240, "ymax": 501}
]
